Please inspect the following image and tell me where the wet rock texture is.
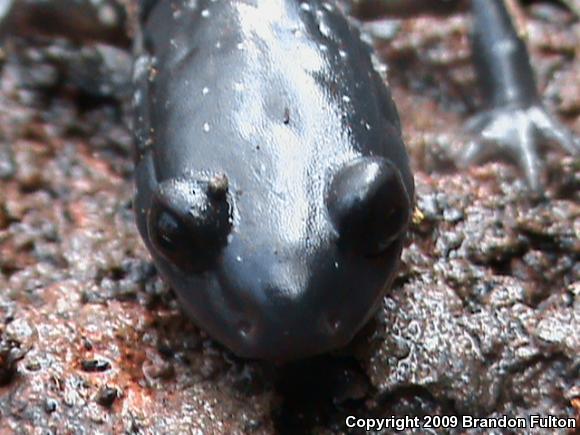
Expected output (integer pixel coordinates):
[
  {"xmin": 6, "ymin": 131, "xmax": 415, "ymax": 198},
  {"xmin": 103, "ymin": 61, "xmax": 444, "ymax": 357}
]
[{"xmin": 0, "ymin": 1, "xmax": 578, "ymax": 434}]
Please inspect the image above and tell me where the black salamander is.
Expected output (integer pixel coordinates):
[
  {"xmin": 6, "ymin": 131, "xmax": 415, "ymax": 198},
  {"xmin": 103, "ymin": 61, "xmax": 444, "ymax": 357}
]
[
  {"xmin": 133, "ymin": 0, "xmax": 414, "ymax": 360},
  {"xmin": 1, "ymin": 0, "xmax": 577, "ymax": 360}
]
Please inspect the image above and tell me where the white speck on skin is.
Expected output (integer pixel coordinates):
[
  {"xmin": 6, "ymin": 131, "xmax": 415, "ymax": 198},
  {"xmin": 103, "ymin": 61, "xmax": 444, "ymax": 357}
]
[
  {"xmin": 300, "ymin": 3, "xmax": 311, "ymax": 12},
  {"xmin": 185, "ymin": 0, "xmax": 198, "ymax": 10},
  {"xmin": 319, "ymin": 20, "xmax": 331, "ymax": 38},
  {"xmin": 342, "ymin": 95, "xmax": 351, "ymax": 103},
  {"xmin": 323, "ymin": 2, "xmax": 334, "ymax": 11},
  {"xmin": 203, "ymin": 122, "xmax": 210, "ymax": 132},
  {"xmin": 133, "ymin": 90, "xmax": 142, "ymax": 105},
  {"xmin": 339, "ymin": 49, "xmax": 347, "ymax": 59},
  {"xmin": 201, "ymin": 9, "xmax": 210, "ymax": 18},
  {"xmin": 202, "ymin": 87, "xmax": 209, "ymax": 95}
]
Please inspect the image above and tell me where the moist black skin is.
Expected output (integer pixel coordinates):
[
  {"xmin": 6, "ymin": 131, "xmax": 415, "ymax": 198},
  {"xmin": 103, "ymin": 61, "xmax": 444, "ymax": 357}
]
[
  {"xmin": 1, "ymin": 0, "xmax": 577, "ymax": 361},
  {"xmin": 134, "ymin": 0, "xmax": 413, "ymax": 360}
]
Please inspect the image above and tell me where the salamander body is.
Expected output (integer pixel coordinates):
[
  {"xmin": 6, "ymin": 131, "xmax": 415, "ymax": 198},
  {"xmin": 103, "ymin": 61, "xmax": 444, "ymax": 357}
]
[{"xmin": 133, "ymin": 0, "xmax": 414, "ymax": 360}]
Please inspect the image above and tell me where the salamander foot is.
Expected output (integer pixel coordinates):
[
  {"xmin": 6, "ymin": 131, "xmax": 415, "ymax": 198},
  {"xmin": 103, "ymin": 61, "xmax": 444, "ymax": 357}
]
[{"xmin": 461, "ymin": 104, "xmax": 579, "ymax": 192}]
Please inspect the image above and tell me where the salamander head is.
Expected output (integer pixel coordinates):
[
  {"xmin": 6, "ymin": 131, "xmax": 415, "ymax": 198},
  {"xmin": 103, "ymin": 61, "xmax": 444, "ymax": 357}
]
[{"xmin": 136, "ymin": 155, "xmax": 412, "ymax": 361}]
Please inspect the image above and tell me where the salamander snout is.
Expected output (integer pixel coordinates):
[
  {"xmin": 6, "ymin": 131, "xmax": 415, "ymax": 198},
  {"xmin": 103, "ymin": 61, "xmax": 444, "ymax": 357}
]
[
  {"xmin": 208, "ymin": 156, "xmax": 412, "ymax": 360},
  {"xmin": 217, "ymin": 286, "xmax": 358, "ymax": 361}
]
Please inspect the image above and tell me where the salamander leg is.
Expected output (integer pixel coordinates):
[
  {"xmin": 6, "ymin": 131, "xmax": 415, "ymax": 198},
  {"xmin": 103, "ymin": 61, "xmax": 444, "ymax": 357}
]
[{"xmin": 464, "ymin": 0, "xmax": 579, "ymax": 191}]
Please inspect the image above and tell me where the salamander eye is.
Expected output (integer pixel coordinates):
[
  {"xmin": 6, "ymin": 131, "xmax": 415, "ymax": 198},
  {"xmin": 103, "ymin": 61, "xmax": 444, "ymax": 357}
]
[
  {"xmin": 327, "ymin": 156, "xmax": 411, "ymax": 256},
  {"xmin": 147, "ymin": 175, "xmax": 232, "ymax": 272},
  {"xmin": 151, "ymin": 209, "xmax": 189, "ymax": 252}
]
